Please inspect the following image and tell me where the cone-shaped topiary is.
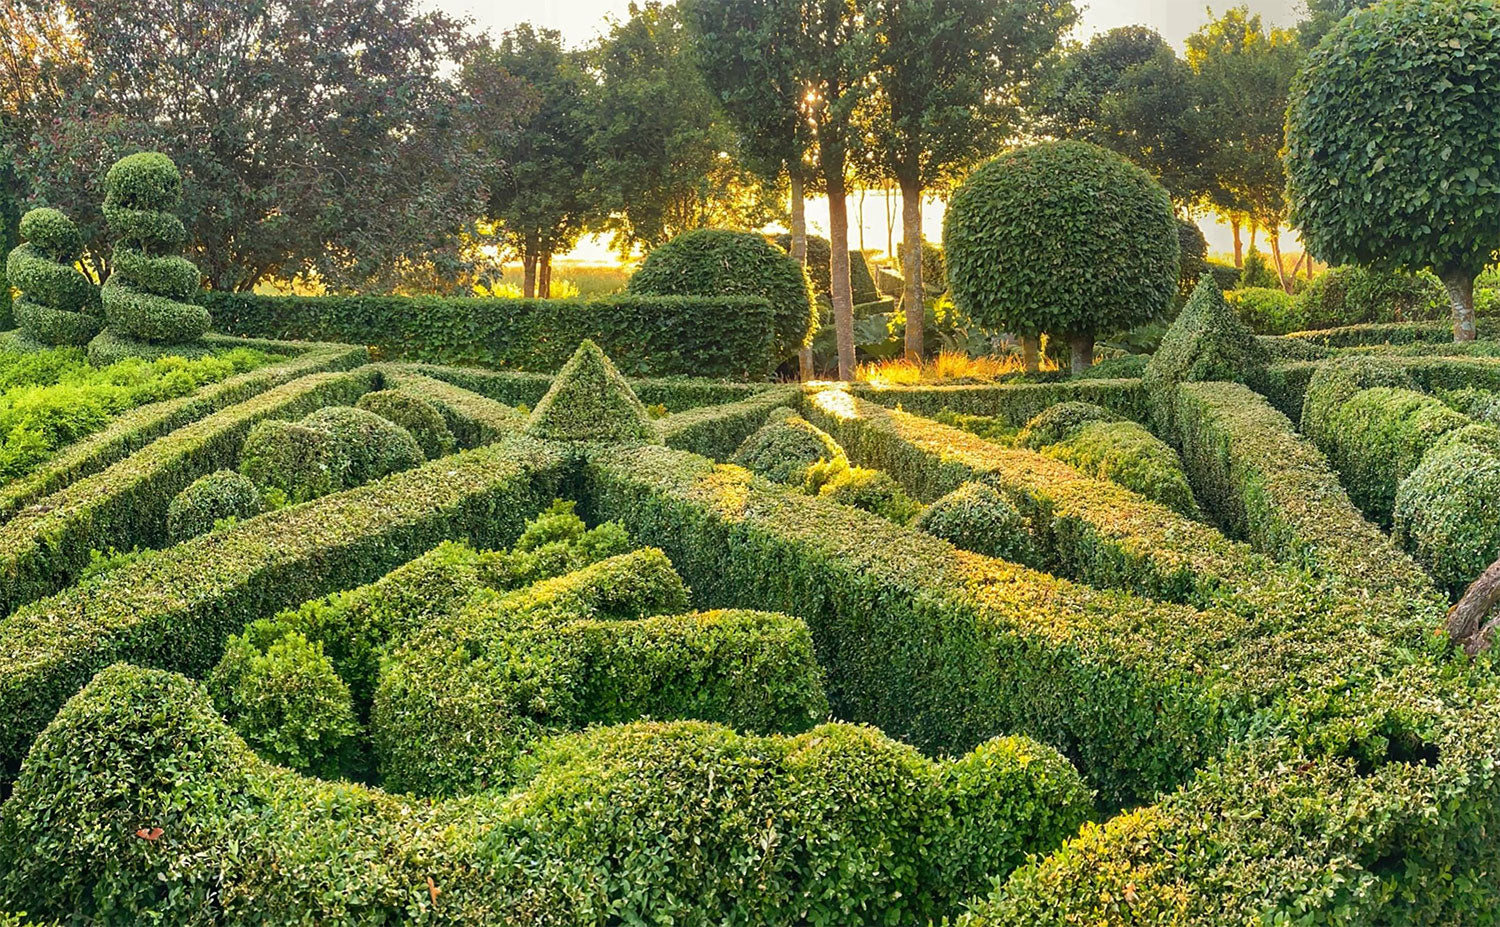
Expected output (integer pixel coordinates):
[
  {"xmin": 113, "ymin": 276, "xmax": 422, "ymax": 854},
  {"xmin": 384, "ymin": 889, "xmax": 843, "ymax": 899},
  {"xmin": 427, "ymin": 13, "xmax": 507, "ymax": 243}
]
[
  {"xmin": 91, "ymin": 152, "xmax": 211, "ymax": 362},
  {"xmin": 5, "ymin": 208, "xmax": 101, "ymax": 346},
  {"xmin": 1145, "ymin": 277, "xmax": 1270, "ymax": 425},
  {"xmin": 524, "ymin": 340, "xmax": 661, "ymax": 444}
]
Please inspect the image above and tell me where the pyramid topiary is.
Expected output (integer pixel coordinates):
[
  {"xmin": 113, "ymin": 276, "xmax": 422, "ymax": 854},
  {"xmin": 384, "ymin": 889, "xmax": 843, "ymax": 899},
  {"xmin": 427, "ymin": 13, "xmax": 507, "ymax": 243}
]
[
  {"xmin": 90, "ymin": 152, "xmax": 211, "ymax": 362},
  {"xmin": 524, "ymin": 340, "xmax": 661, "ymax": 444},
  {"xmin": 5, "ymin": 208, "xmax": 101, "ymax": 346},
  {"xmin": 1144, "ymin": 277, "xmax": 1270, "ymax": 426}
]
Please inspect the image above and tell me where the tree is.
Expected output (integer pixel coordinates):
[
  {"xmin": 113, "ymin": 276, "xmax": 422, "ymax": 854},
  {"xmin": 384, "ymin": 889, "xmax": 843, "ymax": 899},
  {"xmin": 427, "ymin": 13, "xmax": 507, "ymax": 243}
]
[
  {"xmin": 1297, "ymin": 0, "xmax": 1367, "ymax": 46},
  {"xmin": 863, "ymin": 0, "xmax": 1076, "ymax": 361},
  {"xmin": 1285, "ymin": 0, "xmax": 1500, "ymax": 342},
  {"xmin": 588, "ymin": 2, "xmax": 780, "ymax": 256},
  {"xmin": 943, "ymin": 141, "xmax": 1179, "ymax": 373},
  {"xmin": 3, "ymin": 0, "xmax": 482, "ymax": 292},
  {"xmin": 1187, "ymin": 8, "xmax": 1302, "ymax": 291},
  {"xmin": 464, "ymin": 25, "xmax": 595, "ymax": 298}
]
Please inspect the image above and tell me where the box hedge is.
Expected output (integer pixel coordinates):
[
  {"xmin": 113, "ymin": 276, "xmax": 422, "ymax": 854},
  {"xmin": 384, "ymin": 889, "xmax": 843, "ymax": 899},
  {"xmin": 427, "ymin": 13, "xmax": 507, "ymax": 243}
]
[
  {"xmin": 656, "ymin": 385, "xmax": 799, "ymax": 460},
  {"xmin": 852, "ymin": 378, "xmax": 1148, "ymax": 426},
  {"xmin": 375, "ymin": 369, "xmax": 527, "ymax": 448}
]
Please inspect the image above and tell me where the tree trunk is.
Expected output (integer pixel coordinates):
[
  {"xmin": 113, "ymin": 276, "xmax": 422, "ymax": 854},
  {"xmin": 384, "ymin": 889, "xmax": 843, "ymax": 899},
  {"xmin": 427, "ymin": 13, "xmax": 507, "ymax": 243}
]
[
  {"xmin": 1068, "ymin": 330, "xmax": 1094, "ymax": 375},
  {"xmin": 1231, "ymin": 217, "xmax": 1243, "ymax": 268},
  {"xmin": 522, "ymin": 247, "xmax": 538, "ymax": 299},
  {"xmin": 856, "ymin": 185, "xmax": 866, "ymax": 253},
  {"xmin": 1021, "ymin": 335, "xmax": 1040, "ymax": 373},
  {"xmin": 1448, "ymin": 552, "xmax": 1500, "ymax": 653},
  {"xmin": 1442, "ymin": 268, "xmax": 1477, "ymax": 342},
  {"xmin": 791, "ymin": 170, "xmax": 814, "ymax": 382},
  {"xmin": 1248, "ymin": 221, "xmax": 1258, "ymax": 253},
  {"xmin": 1268, "ymin": 226, "xmax": 1290, "ymax": 294},
  {"xmin": 900, "ymin": 174, "xmax": 924, "ymax": 362},
  {"xmin": 826, "ymin": 160, "xmax": 856, "ymax": 381},
  {"xmin": 885, "ymin": 185, "xmax": 896, "ymax": 260}
]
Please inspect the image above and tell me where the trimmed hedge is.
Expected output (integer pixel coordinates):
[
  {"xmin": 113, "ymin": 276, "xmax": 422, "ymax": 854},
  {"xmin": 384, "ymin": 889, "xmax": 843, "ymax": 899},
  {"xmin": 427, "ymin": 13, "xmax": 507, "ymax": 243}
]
[
  {"xmin": 356, "ymin": 389, "xmax": 455, "ymax": 459},
  {"xmin": 656, "ymin": 385, "xmax": 799, "ymax": 460},
  {"xmin": 852, "ymin": 378, "xmax": 1149, "ymax": 426},
  {"xmin": 375, "ymin": 369, "xmax": 526, "ymax": 448},
  {"xmin": 395, "ymin": 360, "xmax": 781, "ymax": 412},
  {"xmin": 1016, "ymin": 401, "xmax": 1118, "ymax": 449},
  {"xmin": 0, "ymin": 664, "xmax": 1090, "ymax": 926},
  {"xmin": 1144, "ymin": 277, "xmax": 1270, "ymax": 428},
  {"xmin": 731, "ymin": 408, "xmax": 847, "ymax": 486},
  {"xmin": 1393, "ymin": 441, "xmax": 1500, "ymax": 596},
  {"xmin": 0, "ymin": 435, "xmax": 567, "ymax": 786},
  {"xmin": 1042, "ymin": 421, "xmax": 1201, "ymax": 518},
  {"xmin": 202, "ymin": 291, "xmax": 779, "ymax": 379},
  {"xmin": 1299, "ymin": 355, "xmax": 1417, "ymax": 447},
  {"xmin": 166, "ymin": 469, "xmax": 261, "ymax": 542},
  {"xmin": 913, "ymin": 481, "xmax": 1037, "ymax": 565},
  {"xmin": 1282, "ymin": 318, "xmax": 1500, "ymax": 347}
]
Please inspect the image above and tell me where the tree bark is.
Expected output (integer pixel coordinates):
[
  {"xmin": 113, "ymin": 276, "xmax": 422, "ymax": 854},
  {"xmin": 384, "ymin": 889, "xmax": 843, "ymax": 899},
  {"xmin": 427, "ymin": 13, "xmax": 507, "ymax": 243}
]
[
  {"xmin": 900, "ymin": 174, "xmax": 924, "ymax": 362},
  {"xmin": 1068, "ymin": 330, "xmax": 1094, "ymax": 375},
  {"xmin": 1021, "ymin": 335, "xmax": 1040, "ymax": 373},
  {"xmin": 790, "ymin": 170, "xmax": 814, "ymax": 381},
  {"xmin": 539, "ymin": 252, "xmax": 552, "ymax": 299},
  {"xmin": 1442, "ymin": 268, "xmax": 1477, "ymax": 342},
  {"xmin": 522, "ymin": 251, "xmax": 537, "ymax": 299},
  {"xmin": 1268, "ymin": 225, "xmax": 1290, "ymax": 294},
  {"xmin": 1231, "ymin": 217, "xmax": 1243, "ymax": 268},
  {"xmin": 1448, "ymin": 552, "xmax": 1500, "ymax": 653},
  {"xmin": 826, "ymin": 159, "xmax": 856, "ymax": 381}
]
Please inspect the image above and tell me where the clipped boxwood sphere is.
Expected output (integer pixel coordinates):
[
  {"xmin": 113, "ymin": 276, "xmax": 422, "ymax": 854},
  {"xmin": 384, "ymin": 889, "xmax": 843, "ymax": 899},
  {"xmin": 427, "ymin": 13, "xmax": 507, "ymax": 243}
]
[
  {"xmin": 1394, "ymin": 442, "xmax": 1500, "ymax": 596},
  {"xmin": 817, "ymin": 466, "xmax": 922, "ymax": 524},
  {"xmin": 628, "ymin": 229, "xmax": 817, "ymax": 361},
  {"xmin": 943, "ymin": 141, "xmax": 1179, "ymax": 352},
  {"xmin": 356, "ymin": 389, "xmax": 456, "ymax": 459},
  {"xmin": 1299, "ymin": 355, "xmax": 1417, "ymax": 446},
  {"xmin": 167, "ymin": 469, "xmax": 262, "ymax": 542},
  {"xmin": 240, "ymin": 419, "xmax": 336, "ymax": 502},
  {"xmin": 732, "ymin": 408, "xmax": 847, "ymax": 485},
  {"xmin": 7, "ymin": 208, "xmax": 101, "ymax": 346},
  {"xmin": 17, "ymin": 207, "xmax": 83, "ymax": 260},
  {"xmin": 1018, "ymin": 401, "xmax": 1119, "ymax": 450},
  {"xmin": 301, "ymin": 405, "xmax": 424, "ymax": 487},
  {"xmin": 104, "ymin": 152, "xmax": 184, "ymax": 216},
  {"xmin": 913, "ymin": 481, "xmax": 1037, "ymax": 565}
]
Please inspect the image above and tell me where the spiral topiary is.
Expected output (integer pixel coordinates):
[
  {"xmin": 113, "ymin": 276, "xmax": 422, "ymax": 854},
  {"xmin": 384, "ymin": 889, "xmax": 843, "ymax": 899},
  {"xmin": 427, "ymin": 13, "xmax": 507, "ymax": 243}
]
[
  {"xmin": 91, "ymin": 153, "xmax": 210, "ymax": 362},
  {"xmin": 5, "ymin": 208, "xmax": 101, "ymax": 346}
]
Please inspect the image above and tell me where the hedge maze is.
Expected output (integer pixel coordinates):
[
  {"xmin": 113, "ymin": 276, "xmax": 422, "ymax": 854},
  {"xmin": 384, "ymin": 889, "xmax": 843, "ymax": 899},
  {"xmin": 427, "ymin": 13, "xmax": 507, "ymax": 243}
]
[{"xmin": 4, "ymin": 314, "xmax": 1500, "ymax": 926}]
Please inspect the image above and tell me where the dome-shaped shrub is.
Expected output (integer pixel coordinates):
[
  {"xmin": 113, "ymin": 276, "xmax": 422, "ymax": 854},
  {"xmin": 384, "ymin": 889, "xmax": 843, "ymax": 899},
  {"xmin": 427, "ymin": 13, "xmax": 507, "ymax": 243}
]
[
  {"xmin": 732, "ymin": 408, "xmax": 847, "ymax": 485},
  {"xmin": 5, "ymin": 208, "xmax": 101, "ymax": 346},
  {"xmin": 629, "ymin": 229, "xmax": 817, "ymax": 362},
  {"xmin": 240, "ymin": 419, "xmax": 336, "ymax": 502},
  {"xmin": 913, "ymin": 481, "xmax": 1036, "ymax": 565},
  {"xmin": 1321, "ymin": 387, "xmax": 1469, "ymax": 524},
  {"xmin": 1299, "ymin": 355, "xmax": 1416, "ymax": 446},
  {"xmin": 1044, "ymin": 421, "xmax": 1201, "ymax": 517},
  {"xmin": 1394, "ymin": 442, "xmax": 1500, "ymax": 596},
  {"xmin": 301, "ymin": 405, "xmax": 423, "ymax": 487},
  {"xmin": 355, "ymin": 389, "xmax": 456, "ymax": 459},
  {"xmin": 166, "ymin": 469, "xmax": 262, "ymax": 542},
  {"xmin": 817, "ymin": 466, "xmax": 921, "ymax": 524},
  {"xmin": 1296, "ymin": 265, "xmax": 1447, "ymax": 330},
  {"xmin": 1018, "ymin": 402, "xmax": 1119, "ymax": 450},
  {"xmin": 944, "ymin": 141, "xmax": 1179, "ymax": 373}
]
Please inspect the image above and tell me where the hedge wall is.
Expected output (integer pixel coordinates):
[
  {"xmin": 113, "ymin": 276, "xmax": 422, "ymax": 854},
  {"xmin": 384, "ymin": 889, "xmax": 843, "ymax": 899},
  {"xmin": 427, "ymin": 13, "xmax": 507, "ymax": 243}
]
[
  {"xmin": 0, "ymin": 435, "xmax": 567, "ymax": 788},
  {"xmin": 852, "ymin": 378, "xmax": 1148, "ymax": 425},
  {"xmin": 202, "ymin": 291, "xmax": 778, "ymax": 380},
  {"xmin": 376, "ymin": 369, "xmax": 527, "ymax": 448},
  {"xmin": 1281, "ymin": 318, "xmax": 1500, "ymax": 347},
  {"xmin": 657, "ymin": 386, "xmax": 800, "ymax": 460},
  {"xmin": 395, "ymin": 360, "xmax": 782, "ymax": 413}
]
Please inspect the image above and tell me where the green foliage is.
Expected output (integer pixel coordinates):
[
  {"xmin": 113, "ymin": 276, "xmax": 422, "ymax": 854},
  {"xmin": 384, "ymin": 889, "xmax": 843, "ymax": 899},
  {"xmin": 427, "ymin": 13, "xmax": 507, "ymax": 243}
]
[
  {"xmin": 1299, "ymin": 355, "xmax": 1416, "ymax": 446},
  {"xmin": 1225, "ymin": 286, "xmax": 1297, "ymax": 334},
  {"xmin": 731, "ymin": 407, "xmax": 847, "ymax": 484},
  {"xmin": 208, "ymin": 628, "xmax": 356, "ymax": 775},
  {"xmin": 355, "ymin": 388, "xmax": 456, "ymax": 459},
  {"xmin": 913, "ymin": 480, "xmax": 1037, "ymax": 564},
  {"xmin": 1043, "ymin": 420, "xmax": 1201, "ymax": 517},
  {"xmin": 1296, "ymin": 264, "xmax": 1448, "ymax": 329},
  {"xmin": 203, "ymin": 290, "xmax": 778, "ymax": 380},
  {"xmin": 815, "ymin": 465, "xmax": 922, "ymax": 524},
  {"xmin": 524, "ymin": 340, "xmax": 661, "ymax": 444},
  {"xmin": 1438, "ymin": 387, "xmax": 1500, "ymax": 425},
  {"xmin": 656, "ymin": 386, "xmax": 800, "ymax": 460},
  {"xmin": 241, "ymin": 404, "xmax": 423, "ymax": 502},
  {"xmin": 166, "ymin": 469, "xmax": 261, "ymax": 542},
  {"xmin": 1017, "ymin": 401, "xmax": 1119, "ymax": 449},
  {"xmin": 1144, "ymin": 278, "xmax": 1270, "ymax": 424},
  {"xmin": 1176, "ymin": 217, "xmax": 1209, "ymax": 298},
  {"xmin": 772, "ymin": 232, "xmax": 834, "ymax": 296},
  {"xmin": 6, "ymin": 208, "xmax": 100, "ymax": 346},
  {"xmin": 944, "ymin": 140, "xmax": 1180, "ymax": 342},
  {"xmin": 1393, "ymin": 441, "xmax": 1500, "ymax": 595},
  {"xmin": 627, "ymin": 229, "xmax": 816, "ymax": 360},
  {"xmin": 1237, "ymin": 249, "xmax": 1276, "ymax": 289}
]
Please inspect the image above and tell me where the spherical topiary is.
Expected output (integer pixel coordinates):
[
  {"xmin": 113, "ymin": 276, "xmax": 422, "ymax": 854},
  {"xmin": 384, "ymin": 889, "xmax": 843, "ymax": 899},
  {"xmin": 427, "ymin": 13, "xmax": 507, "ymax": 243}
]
[
  {"xmin": 913, "ymin": 481, "xmax": 1036, "ymax": 565},
  {"xmin": 92, "ymin": 152, "xmax": 211, "ymax": 360},
  {"xmin": 300, "ymin": 405, "xmax": 424, "ymax": 487},
  {"xmin": 1393, "ymin": 442, "xmax": 1500, "ymax": 596},
  {"xmin": 1299, "ymin": 355, "xmax": 1416, "ymax": 446},
  {"xmin": 240, "ymin": 419, "xmax": 336, "ymax": 502},
  {"xmin": 167, "ymin": 469, "xmax": 262, "ymax": 542},
  {"xmin": 943, "ymin": 140, "xmax": 1180, "ymax": 372},
  {"xmin": 628, "ymin": 229, "xmax": 817, "ymax": 362},
  {"xmin": 355, "ymin": 389, "xmax": 456, "ymax": 459},
  {"xmin": 5, "ymin": 208, "xmax": 101, "ymax": 346},
  {"xmin": 817, "ymin": 466, "xmax": 922, "ymax": 524},
  {"xmin": 1017, "ymin": 402, "xmax": 1119, "ymax": 450},
  {"xmin": 732, "ymin": 407, "xmax": 847, "ymax": 485},
  {"xmin": 208, "ymin": 623, "xmax": 357, "ymax": 775}
]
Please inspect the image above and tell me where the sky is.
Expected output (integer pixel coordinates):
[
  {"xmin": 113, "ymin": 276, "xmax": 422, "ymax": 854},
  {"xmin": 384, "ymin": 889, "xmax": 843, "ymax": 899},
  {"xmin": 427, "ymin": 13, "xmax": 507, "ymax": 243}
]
[{"xmin": 434, "ymin": 0, "xmax": 1308, "ymax": 262}]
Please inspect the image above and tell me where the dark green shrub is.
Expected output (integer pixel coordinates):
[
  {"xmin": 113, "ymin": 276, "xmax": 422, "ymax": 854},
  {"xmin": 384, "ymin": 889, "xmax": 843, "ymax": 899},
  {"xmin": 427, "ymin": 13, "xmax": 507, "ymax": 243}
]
[
  {"xmin": 1177, "ymin": 217, "xmax": 1209, "ymax": 299},
  {"xmin": 1319, "ymin": 386, "xmax": 1469, "ymax": 523},
  {"xmin": 1237, "ymin": 249, "xmax": 1276, "ymax": 289},
  {"xmin": 239, "ymin": 418, "xmax": 336, "ymax": 501},
  {"xmin": 1205, "ymin": 259, "xmax": 1241, "ymax": 289},
  {"xmin": 1144, "ymin": 278, "xmax": 1270, "ymax": 426},
  {"xmin": 356, "ymin": 389, "xmax": 455, "ymax": 459},
  {"xmin": 5, "ymin": 208, "xmax": 100, "ymax": 346},
  {"xmin": 816, "ymin": 465, "xmax": 922, "ymax": 524},
  {"xmin": 1017, "ymin": 401, "xmax": 1119, "ymax": 449},
  {"xmin": 1044, "ymin": 421, "xmax": 1201, "ymax": 518},
  {"xmin": 1076, "ymin": 353, "xmax": 1150, "ymax": 379},
  {"xmin": 922, "ymin": 240, "xmax": 946, "ymax": 293},
  {"xmin": 1299, "ymin": 355, "xmax": 1416, "ymax": 446},
  {"xmin": 944, "ymin": 140, "xmax": 1180, "ymax": 371},
  {"xmin": 627, "ymin": 228, "xmax": 816, "ymax": 361},
  {"xmin": 208, "ymin": 626, "xmax": 356, "ymax": 776},
  {"xmin": 1437, "ymin": 387, "xmax": 1500, "ymax": 425},
  {"xmin": 94, "ymin": 153, "xmax": 211, "ymax": 358},
  {"xmin": 772, "ymin": 232, "xmax": 833, "ymax": 296},
  {"xmin": 1227, "ymin": 286, "xmax": 1299, "ymax": 334},
  {"xmin": 913, "ymin": 481, "xmax": 1036, "ymax": 564},
  {"xmin": 301, "ymin": 405, "xmax": 423, "ymax": 486},
  {"xmin": 1296, "ymin": 265, "xmax": 1447, "ymax": 330},
  {"xmin": 524, "ymin": 340, "xmax": 660, "ymax": 444},
  {"xmin": 166, "ymin": 469, "xmax": 262, "ymax": 542},
  {"xmin": 731, "ymin": 407, "xmax": 847, "ymax": 484},
  {"xmin": 656, "ymin": 386, "xmax": 799, "ymax": 460},
  {"xmin": 1393, "ymin": 441, "xmax": 1500, "ymax": 596}
]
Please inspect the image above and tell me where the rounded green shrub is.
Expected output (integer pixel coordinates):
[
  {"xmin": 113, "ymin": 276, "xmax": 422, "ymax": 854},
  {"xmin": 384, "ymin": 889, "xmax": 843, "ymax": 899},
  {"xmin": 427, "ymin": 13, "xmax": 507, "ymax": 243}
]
[
  {"xmin": 94, "ymin": 152, "xmax": 211, "ymax": 358},
  {"xmin": 1227, "ymin": 286, "xmax": 1299, "ymax": 335},
  {"xmin": 166, "ymin": 469, "xmax": 262, "ymax": 542},
  {"xmin": 1177, "ymin": 217, "xmax": 1209, "ymax": 300},
  {"xmin": 1299, "ymin": 355, "xmax": 1417, "ymax": 447},
  {"xmin": 628, "ymin": 229, "xmax": 817, "ymax": 362},
  {"xmin": 239, "ymin": 418, "xmax": 336, "ymax": 502},
  {"xmin": 301, "ymin": 405, "xmax": 424, "ymax": 488},
  {"xmin": 1044, "ymin": 421, "xmax": 1201, "ymax": 517},
  {"xmin": 1438, "ymin": 387, "xmax": 1500, "ymax": 426},
  {"xmin": 1394, "ymin": 441, "xmax": 1500, "ymax": 596},
  {"xmin": 732, "ymin": 407, "xmax": 847, "ymax": 485},
  {"xmin": 208, "ymin": 626, "xmax": 357, "ymax": 776},
  {"xmin": 355, "ymin": 389, "xmax": 456, "ymax": 459},
  {"xmin": 5, "ymin": 208, "xmax": 101, "ymax": 346},
  {"xmin": 944, "ymin": 140, "xmax": 1179, "ymax": 371},
  {"xmin": 816, "ymin": 466, "xmax": 922, "ymax": 524},
  {"xmin": 1321, "ymin": 386, "xmax": 1469, "ymax": 524},
  {"xmin": 1143, "ymin": 278, "xmax": 1270, "ymax": 419},
  {"xmin": 913, "ymin": 481, "xmax": 1036, "ymax": 565},
  {"xmin": 1018, "ymin": 401, "xmax": 1119, "ymax": 450},
  {"xmin": 1296, "ymin": 265, "xmax": 1447, "ymax": 330}
]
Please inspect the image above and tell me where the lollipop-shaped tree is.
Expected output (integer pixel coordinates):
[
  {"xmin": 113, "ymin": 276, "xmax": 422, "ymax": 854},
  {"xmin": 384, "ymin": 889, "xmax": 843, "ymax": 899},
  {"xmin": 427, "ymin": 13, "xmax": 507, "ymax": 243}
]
[{"xmin": 5, "ymin": 208, "xmax": 101, "ymax": 347}]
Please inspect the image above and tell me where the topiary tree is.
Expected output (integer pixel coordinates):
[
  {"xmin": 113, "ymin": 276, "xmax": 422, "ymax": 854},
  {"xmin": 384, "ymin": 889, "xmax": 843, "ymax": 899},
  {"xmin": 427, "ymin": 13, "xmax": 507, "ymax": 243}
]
[
  {"xmin": 1285, "ymin": 0, "xmax": 1500, "ymax": 342},
  {"xmin": 1144, "ymin": 278, "xmax": 1270, "ymax": 426},
  {"xmin": 5, "ymin": 208, "xmax": 101, "ymax": 346},
  {"xmin": 943, "ymin": 140, "xmax": 1180, "ymax": 374},
  {"xmin": 92, "ymin": 152, "xmax": 211, "ymax": 362},
  {"xmin": 525, "ymin": 340, "xmax": 661, "ymax": 444},
  {"xmin": 627, "ymin": 229, "xmax": 817, "ymax": 364}
]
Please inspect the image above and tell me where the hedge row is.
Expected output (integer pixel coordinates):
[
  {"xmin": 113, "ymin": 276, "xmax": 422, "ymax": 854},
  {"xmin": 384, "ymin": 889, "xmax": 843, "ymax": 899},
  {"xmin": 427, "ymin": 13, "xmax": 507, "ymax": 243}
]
[
  {"xmin": 202, "ymin": 291, "xmax": 779, "ymax": 380},
  {"xmin": 0, "ymin": 664, "xmax": 1091, "ymax": 925},
  {"xmin": 1281, "ymin": 318, "xmax": 1500, "ymax": 347},
  {"xmin": 0, "ymin": 368, "xmax": 377, "ymax": 617},
  {"xmin": 657, "ymin": 386, "xmax": 800, "ymax": 460},
  {"xmin": 0, "ymin": 435, "xmax": 567, "ymax": 788},
  {"xmin": 1262, "ymin": 354, "xmax": 1500, "ymax": 421},
  {"xmin": 802, "ymin": 389, "xmax": 1270, "ymax": 609},
  {"xmin": 852, "ymin": 378, "xmax": 1148, "ymax": 426},
  {"xmin": 0, "ymin": 340, "xmax": 367, "ymax": 520},
  {"xmin": 397, "ymin": 360, "xmax": 781, "ymax": 413},
  {"xmin": 377, "ymin": 368, "xmax": 526, "ymax": 448}
]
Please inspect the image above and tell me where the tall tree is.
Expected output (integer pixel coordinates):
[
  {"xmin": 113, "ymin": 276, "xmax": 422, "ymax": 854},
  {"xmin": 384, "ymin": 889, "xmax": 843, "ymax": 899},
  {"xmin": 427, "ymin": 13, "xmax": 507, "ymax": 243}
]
[
  {"xmin": 864, "ymin": 0, "xmax": 1076, "ymax": 360},
  {"xmin": 3, "ymin": 0, "xmax": 484, "ymax": 292},
  {"xmin": 1298, "ymin": 0, "xmax": 1367, "ymax": 46},
  {"xmin": 588, "ymin": 2, "xmax": 779, "ymax": 256}
]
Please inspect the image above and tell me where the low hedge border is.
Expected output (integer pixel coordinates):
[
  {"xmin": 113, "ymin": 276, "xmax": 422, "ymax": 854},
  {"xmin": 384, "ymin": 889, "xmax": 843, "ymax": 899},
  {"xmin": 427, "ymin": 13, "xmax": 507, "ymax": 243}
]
[
  {"xmin": 202, "ymin": 291, "xmax": 779, "ymax": 380},
  {"xmin": 398, "ymin": 360, "xmax": 782, "ymax": 412},
  {"xmin": 1263, "ymin": 355, "xmax": 1500, "ymax": 420},
  {"xmin": 0, "ymin": 341, "xmax": 368, "ymax": 521},
  {"xmin": 1281, "ymin": 319, "xmax": 1500, "ymax": 347},
  {"xmin": 0, "ymin": 435, "xmax": 567, "ymax": 788},
  {"xmin": 377, "ymin": 368, "xmax": 527, "ymax": 448},
  {"xmin": 657, "ymin": 386, "xmax": 800, "ymax": 460},
  {"xmin": 852, "ymin": 378, "xmax": 1148, "ymax": 425},
  {"xmin": 0, "ymin": 368, "xmax": 379, "ymax": 618}
]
